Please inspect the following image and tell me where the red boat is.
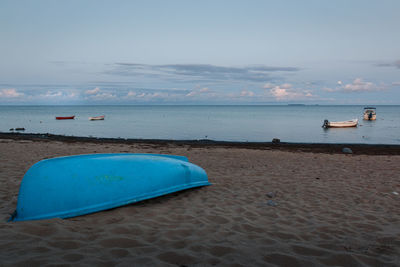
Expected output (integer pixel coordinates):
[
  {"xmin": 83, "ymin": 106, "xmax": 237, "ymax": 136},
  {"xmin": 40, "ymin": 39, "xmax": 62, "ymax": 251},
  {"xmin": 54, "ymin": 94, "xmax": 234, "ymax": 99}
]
[{"xmin": 56, "ymin": 116, "xmax": 75, "ymax": 120}]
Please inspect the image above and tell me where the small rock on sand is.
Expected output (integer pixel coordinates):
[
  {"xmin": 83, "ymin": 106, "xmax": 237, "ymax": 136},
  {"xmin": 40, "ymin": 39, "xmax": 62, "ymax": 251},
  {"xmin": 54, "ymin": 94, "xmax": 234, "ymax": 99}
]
[
  {"xmin": 266, "ymin": 192, "xmax": 277, "ymax": 198},
  {"xmin": 267, "ymin": 200, "xmax": 278, "ymax": 207},
  {"xmin": 272, "ymin": 138, "xmax": 280, "ymax": 144},
  {"xmin": 342, "ymin": 147, "xmax": 353, "ymax": 154}
]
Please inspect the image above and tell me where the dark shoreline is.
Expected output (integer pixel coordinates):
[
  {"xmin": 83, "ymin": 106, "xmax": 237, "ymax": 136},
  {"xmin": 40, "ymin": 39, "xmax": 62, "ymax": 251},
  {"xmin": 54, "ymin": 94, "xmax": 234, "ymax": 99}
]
[{"xmin": 1, "ymin": 132, "xmax": 400, "ymax": 155}]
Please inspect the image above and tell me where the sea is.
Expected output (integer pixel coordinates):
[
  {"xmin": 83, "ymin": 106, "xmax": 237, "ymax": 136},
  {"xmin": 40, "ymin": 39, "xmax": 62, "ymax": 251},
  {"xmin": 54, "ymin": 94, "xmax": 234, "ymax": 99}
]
[{"xmin": 0, "ymin": 105, "xmax": 399, "ymax": 144}]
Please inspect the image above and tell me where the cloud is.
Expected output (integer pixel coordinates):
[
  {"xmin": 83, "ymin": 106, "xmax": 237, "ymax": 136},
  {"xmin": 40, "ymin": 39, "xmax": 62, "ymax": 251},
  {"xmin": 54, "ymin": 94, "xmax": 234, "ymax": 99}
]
[
  {"xmin": 323, "ymin": 78, "xmax": 384, "ymax": 93},
  {"xmin": 107, "ymin": 63, "xmax": 300, "ymax": 83},
  {"xmin": 304, "ymin": 91, "xmax": 313, "ymax": 97},
  {"xmin": 186, "ymin": 91, "xmax": 196, "ymax": 97},
  {"xmin": 88, "ymin": 92, "xmax": 117, "ymax": 100},
  {"xmin": 265, "ymin": 83, "xmax": 297, "ymax": 100},
  {"xmin": 186, "ymin": 87, "xmax": 214, "ymax": 97},
  {"xmin": 0, "ymin": 88, "xmax": 24, "ymax": 98},
  {"xmin": 123, "ymin": 87, "xmax": 192, "ymax": 102},
  {"xmin": 279, "ymin": 83, "xmax": 292, "ymax": 89},
  {"xmin": 322, "ymin": 87, "xmax": 337, "ymax": 92},
  {"xmin": 126, "ymin": 91, "xmax": 137, "ymax": 97},
  {"xmin": 126, "ymin": 86, "xmax": 216, "ymax": 101},
  {"xmin": 270, "ymin": 87, "xmax": 291, "ymax": 100},
  {"xmin": 84, "ymin": 87, "xmax": 117, "ymax": 100},
  {"xmin": 342, "ymin": 78, "xmax": 383, "ymax": 92},
  {"xmin": 375, "ymin": 60, "xmax": 400, "ymax": 69},
  {"xmin": 240, "ymin": 90, "xmax": 255, "ymax": 97},
  {"xmin": 392, "ymin": 82, "xmax": 400, "ymax": 86},
  {"xmin": 268, "ymin": 83, "xmax": 314, "ymax": 100},
  {"xmin": 42, "ymin": 91, "xmax": 63, "ymax": 98},
  {"xmin": 124, "ymin": 91, "xmax": 171, "ymax": 100},
  {"xmin": 85, "ymin": 87, "xmax": 101, "ymax": 95},
  {"xmin": 263, "ymin": 83, "xmax": 274, "ymax": 89}
]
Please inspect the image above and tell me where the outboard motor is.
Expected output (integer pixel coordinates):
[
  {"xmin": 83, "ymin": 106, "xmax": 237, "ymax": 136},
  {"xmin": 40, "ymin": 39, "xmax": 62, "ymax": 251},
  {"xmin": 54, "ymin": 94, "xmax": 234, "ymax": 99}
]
[
  {"xmin": 322, "ymin": 119, "xmax": 329, "ymax": 128},
  {"xmin": 368, "ymin": 112, "xmax": 373, "ymax": 120}
]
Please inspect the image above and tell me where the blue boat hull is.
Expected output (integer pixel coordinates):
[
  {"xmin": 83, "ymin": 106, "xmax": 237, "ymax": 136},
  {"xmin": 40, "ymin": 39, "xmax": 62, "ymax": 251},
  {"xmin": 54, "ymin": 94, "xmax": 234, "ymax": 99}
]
[{"xmin": 11, "ymin": 154, "xmax": 210, "ymax": 221}]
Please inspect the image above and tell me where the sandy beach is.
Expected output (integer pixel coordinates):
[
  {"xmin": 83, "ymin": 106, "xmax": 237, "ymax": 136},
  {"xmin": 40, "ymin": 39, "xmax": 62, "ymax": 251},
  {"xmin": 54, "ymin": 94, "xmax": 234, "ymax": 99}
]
[{"xmin": 0, "ymin": 137, "xmax": 399, "ymax": 266}]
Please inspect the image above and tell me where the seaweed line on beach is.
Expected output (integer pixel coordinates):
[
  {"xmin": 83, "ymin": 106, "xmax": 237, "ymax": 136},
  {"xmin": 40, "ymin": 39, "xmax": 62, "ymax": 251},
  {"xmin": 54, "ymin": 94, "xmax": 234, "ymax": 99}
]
[{"xmin": 1, "ymin": 132, "xmax": 400, "ymax": 155}]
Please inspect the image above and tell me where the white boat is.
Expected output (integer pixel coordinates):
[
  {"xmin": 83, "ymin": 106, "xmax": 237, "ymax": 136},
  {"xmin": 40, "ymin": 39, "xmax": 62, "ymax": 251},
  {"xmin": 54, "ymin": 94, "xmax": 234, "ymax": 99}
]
[
  {"xmin": 89, "ymin": 115, "xmax": 105, "ymax": 121},
  {"xmin": 363, "ymin": 107, "xmax": 376, "ymax": 120},
  {"xmin": 323, "ymin": 119, "xmax": 358, "ymax": 128}
]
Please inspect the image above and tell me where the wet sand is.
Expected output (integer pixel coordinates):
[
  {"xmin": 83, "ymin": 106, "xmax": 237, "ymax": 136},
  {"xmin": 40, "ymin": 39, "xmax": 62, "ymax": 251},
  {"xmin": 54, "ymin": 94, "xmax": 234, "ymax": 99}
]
[{"xmin": 0, "ymin": 137, "xmax": 399, "ymax": 266}]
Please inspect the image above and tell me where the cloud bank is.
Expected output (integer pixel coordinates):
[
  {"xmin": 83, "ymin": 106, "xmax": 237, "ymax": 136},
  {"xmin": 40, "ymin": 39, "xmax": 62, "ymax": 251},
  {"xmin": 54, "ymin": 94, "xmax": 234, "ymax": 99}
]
[
  {"xmin": 323, "ymin": 78, "xmax": 384, "ymax": 93},
  {"xmin": 0, "ymin": 88, "xmax": 24, "ymax": 98},
  {"xmin": 375, "ymin": 60, "xmax": 400, "ymax": 69},
  {"xmin": 264, "ymin": 83, "xmax": 314, "ymax": 101},
  {"xmin": 106, "ymin": 63, "xmax": 300, "ymax": 83},
  {"xmin": 342, "ymin": 78, "xmax": 381, "ymax": 92}
]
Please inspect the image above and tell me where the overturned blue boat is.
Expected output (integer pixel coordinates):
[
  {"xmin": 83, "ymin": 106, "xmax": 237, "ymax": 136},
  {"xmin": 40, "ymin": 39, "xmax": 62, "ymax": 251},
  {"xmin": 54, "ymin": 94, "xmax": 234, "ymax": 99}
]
[{"xmin": 11, "ymin": 153, "xmax": 210, "ymax": 221}]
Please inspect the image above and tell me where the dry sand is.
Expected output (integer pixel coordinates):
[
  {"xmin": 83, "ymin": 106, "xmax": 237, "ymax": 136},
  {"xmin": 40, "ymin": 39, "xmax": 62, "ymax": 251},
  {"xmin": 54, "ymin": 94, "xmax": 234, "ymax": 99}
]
[{"xmin": 0, "ymin": 138, "xmax": 399, "ymax": 266}]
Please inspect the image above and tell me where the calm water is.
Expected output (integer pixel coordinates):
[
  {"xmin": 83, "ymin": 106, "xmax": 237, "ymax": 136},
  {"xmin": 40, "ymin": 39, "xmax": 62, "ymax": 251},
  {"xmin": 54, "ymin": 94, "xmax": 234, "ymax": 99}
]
[{"xmin": 0, "ymin": 105, "xmax": 399, "ymax": 144}]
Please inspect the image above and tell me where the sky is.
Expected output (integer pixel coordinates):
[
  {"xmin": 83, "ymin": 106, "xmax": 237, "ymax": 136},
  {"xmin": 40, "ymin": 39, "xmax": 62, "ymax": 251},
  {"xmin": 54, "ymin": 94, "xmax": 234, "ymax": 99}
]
[{"xmin": 0, "ymin": 0, "xmax": 399, "ymax": 105}]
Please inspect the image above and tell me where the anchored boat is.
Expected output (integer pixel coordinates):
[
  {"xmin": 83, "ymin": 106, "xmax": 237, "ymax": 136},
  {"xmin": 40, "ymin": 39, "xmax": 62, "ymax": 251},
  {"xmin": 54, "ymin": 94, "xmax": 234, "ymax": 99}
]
[
  {"xmin": 10, "ymin": 153, "xmax": 210, "ymax": 221},
  {"xmin": 89, "ymin": 115, "xmax": 105, "ymax": 120},
  {"xmin": 322, "ymin": 118, "xmax": 358, "ymax": 128},
  {"xmin": 56, "ymin": 116, "xmax": 75, "ymax": 120},
  {"xmin": 363, "ymin": 107, "xmax": 376, "ymax": 120}
]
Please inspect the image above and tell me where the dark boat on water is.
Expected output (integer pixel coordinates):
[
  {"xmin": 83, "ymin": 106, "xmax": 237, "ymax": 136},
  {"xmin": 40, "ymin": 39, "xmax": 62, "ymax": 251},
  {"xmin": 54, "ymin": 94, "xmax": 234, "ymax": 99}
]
[{"xmin": 56, "ymin": 116, "xmax": 75, "ymax": 120}]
